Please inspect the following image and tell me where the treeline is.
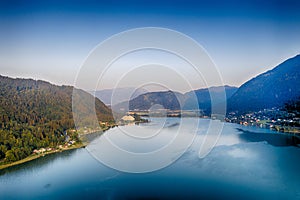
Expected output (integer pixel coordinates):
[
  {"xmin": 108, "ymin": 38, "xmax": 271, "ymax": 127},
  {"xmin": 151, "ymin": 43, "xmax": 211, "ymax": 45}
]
[
  {"xmin": 283, "ymin": 98, "xmax": 300, "ymax": 127},
  {"xmin": 284, "ymin": 98, "xmax": 300, "ymax": 117},
  {"xmin": 0, "ymin": 75, "xmax": 114, "ymax": 163}
]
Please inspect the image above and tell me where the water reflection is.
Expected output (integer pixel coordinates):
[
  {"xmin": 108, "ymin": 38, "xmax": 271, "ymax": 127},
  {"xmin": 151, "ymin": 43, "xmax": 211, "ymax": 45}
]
[
  {"xmin": 237, "ymin": 128, "xmax": 300, "ymax": 147},
  {"xmin": 1, "ymin": 119, "xmax": 300, "ymax": 199},
  {"xmin": 0, "ymin": 149, "xmax": 78, "ymax": 176}
]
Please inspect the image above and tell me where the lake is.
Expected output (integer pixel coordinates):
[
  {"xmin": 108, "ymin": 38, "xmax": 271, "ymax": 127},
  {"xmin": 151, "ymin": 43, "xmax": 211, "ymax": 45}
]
[{"xmin": 1, "ymin": 118, "xmax": 300, "ymax": 199}]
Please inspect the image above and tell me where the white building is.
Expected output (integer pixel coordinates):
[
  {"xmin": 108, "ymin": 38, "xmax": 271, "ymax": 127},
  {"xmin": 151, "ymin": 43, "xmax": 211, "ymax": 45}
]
[{"xmin": 121, "ymin": 115, "xmax": 135, "ymax": 122}]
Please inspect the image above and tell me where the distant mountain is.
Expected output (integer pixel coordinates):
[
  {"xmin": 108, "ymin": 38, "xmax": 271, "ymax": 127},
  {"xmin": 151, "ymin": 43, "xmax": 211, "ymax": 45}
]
[
  {"xmin": 0, "ymin": 75, "xmax": 113, "ymax": 163},
  {"xmin": 113, "ymin": 90, "xmax": 184, "ymax": 112},
  {"xmin": 91, "ymin": 87, "xmax": 148, "ymax": 105},
  {"xmin": 228, "ymin": 55, "xmax": 300, "ymax": 113},
  {"xmin": 183, "ymin": 86, "xmax": 238, "ymax": 112},
  {"xmin": 129, "ymin": 91, "xmax": 184, "ymax": 110},
  {"xmin": 113, "ymin": 86, "xmax": 237, "ymax": 113}
]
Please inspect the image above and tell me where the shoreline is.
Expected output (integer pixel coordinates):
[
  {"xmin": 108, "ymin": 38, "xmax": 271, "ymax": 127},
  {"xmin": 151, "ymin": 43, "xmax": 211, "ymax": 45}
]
[
  {"xmin": 0, "ymin": 124, "xmax": 117, "ymax": 171},
  {"xmin": 0, "ymin": 124, "xmax": 119, "ymax": 171},
  {"xmin": 0, "ymin": 124, "xmax": 118, "ymax": 171},
  {"xmin": 0, "ymin": 142, "xmax": 87, "ymax": 171},
  {"xmin": 1, "ymin": 118, "xmax": 298, "ymax": 171}
]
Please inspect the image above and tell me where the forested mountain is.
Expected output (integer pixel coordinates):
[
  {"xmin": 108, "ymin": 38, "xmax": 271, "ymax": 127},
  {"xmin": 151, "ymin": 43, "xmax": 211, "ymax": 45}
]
[
  {"xmin": 0, "ymin": 75, "xmax": 113, "ymax": 163},
  {"xmin": 113, "ymin": 86, "xmax": 237, "ymax": 114},
  {"xmin": 284, "ymin": 98, "xmax": 300, "ymax": 118},
  {"xmin": 113, "ymin": 91, "xmax": 184, "ymax": 112},
  {"xmin": 129, "ymin": 91, "xmax": 184, "ymax": 110},
  {"xmin": 228, "ymin": 55, "xmax": 300, "ymax": 113}
]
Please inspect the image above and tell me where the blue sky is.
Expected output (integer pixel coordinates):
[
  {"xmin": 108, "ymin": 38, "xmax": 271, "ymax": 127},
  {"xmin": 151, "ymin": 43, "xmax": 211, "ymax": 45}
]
[{"xmin": 0, "ymin": 0, "xmax": 300, "ymax": 91}]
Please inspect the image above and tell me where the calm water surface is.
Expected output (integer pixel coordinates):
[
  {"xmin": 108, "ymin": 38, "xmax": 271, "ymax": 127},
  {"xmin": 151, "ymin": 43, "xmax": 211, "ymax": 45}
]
[{"xmin": 1, "ymin": 118, "xmax": 300, "ymax": 199}]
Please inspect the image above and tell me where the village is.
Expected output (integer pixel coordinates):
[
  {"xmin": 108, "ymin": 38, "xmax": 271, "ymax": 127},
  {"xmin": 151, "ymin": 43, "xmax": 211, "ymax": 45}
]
[
  {"xmin": 225, "ymin": 108, "xmax": 300, "ymax": 133},
  {"xmin": 32, "ymin": 140, "xmax": 77, "ymax": 155}
]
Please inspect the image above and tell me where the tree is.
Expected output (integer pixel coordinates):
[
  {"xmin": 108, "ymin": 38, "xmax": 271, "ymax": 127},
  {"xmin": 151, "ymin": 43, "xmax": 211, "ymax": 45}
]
[
  {"xmin": 5, "ymin": 150, "xmax": 16, "ymax": 162},
  {"xmin": 0, "ymin": 145, "xmax": 7, "ymax": 159}
]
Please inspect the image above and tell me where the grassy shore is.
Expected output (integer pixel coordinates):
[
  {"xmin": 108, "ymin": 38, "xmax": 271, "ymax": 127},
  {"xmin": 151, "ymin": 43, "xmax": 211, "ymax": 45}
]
[{"xmin": 0, "ymin": 142, "xmax": 87, "ymax": 170}]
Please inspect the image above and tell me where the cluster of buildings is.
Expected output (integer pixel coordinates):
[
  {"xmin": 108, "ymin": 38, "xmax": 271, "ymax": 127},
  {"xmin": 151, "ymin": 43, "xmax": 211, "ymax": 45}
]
[
  {"xmin": 33, "ymin": 148, "xmax": 53, "ymax": 154},
  {"xmin": 225, "ymin": 108, "xmax": 300, "ymax": 133},
  {"xmin": 32, "ymin": 140, "xmax": 76, "ymax": 155}
]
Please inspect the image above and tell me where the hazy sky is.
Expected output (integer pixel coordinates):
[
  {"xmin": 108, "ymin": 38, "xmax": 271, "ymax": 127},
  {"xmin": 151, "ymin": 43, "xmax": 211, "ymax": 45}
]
[{"xmin": 0, "ymin": 0, "xmax": 300, "ymax": 91}]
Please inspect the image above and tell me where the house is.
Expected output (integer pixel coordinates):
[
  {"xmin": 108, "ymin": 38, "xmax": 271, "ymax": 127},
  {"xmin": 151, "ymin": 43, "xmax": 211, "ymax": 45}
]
[
  {"xmin": 33, "ymin": 149, "xmax": 40, "ymax": 154},
  {"xmin": 121, "ymin": 115, "xmax": 135, "ymax": 123},
  {"xmin": 39, "ymin": 148, "xmax": 46, "ymax": 153}
]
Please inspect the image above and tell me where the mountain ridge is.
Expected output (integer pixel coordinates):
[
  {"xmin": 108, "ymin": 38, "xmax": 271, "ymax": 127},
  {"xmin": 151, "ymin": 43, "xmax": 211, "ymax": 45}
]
[
  {"xmin": 113, "ymin": 86, "xmax": 238, "ymax": 114},
  {"xmin": 228, "ymin": 54, "xmax": 300, "ymax": 113},
  {"xmin": 0, "ymin": 75, "xmax": 113, "ymax": 163}
]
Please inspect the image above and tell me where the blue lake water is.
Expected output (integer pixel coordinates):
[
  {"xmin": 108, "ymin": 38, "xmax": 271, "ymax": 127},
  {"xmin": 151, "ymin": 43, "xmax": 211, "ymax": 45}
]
[{"xmin": 1, "ymin": 118, "xmax": 300, "ymax": 199}]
